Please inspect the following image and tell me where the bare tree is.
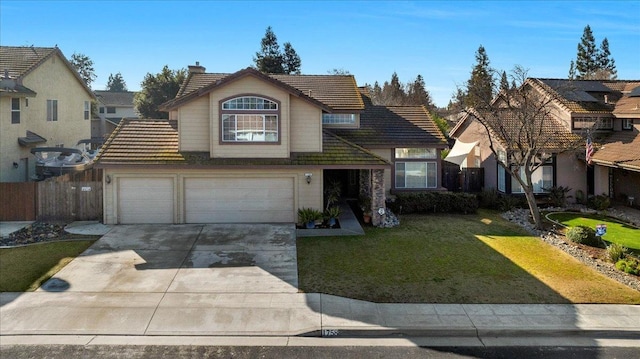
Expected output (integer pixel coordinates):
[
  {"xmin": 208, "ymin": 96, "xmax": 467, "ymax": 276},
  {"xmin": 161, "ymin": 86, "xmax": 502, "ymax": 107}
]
[{"xmin": 463, "ymin": 66, "xmax": 583, "ymax": 229}]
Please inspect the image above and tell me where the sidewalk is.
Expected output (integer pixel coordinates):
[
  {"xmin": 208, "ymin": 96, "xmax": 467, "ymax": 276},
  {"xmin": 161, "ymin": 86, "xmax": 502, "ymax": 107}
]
[{"xmin": 1, "ymin": 291, "xmax": 639, "ymax": 341}]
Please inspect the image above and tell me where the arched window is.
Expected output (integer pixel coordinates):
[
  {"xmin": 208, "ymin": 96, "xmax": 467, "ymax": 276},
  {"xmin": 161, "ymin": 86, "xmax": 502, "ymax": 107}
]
[{"xmin": 221, "ymin": 96, "xmax": 279, "ymax": 142}]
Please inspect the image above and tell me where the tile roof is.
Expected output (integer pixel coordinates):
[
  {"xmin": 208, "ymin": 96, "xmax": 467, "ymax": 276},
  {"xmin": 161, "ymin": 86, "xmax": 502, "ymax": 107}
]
[
  {"xmin": 95, "ymin": 119, "xmax": 389, "ymax": 168},
  {"xmin": 613, "ymin": 83, "xmax": 640, "ymax": 117},
  {"xmin": 328, "ymin": 95, "xmax": 447, "ymax": 148},
  {"xmin": 94, "ymin": 91, "xmax": 136, "ymax": 107},
  {"xmin": 168, "ymin": 68, "xmax": 364, "ymax": 111},
  {"xmin": 0, "ymin": 46, "xmax": 57, "ymax": 78},
  {"xmin": 592, "ymin": 128, "xmax": 640, "ymax": 172}
]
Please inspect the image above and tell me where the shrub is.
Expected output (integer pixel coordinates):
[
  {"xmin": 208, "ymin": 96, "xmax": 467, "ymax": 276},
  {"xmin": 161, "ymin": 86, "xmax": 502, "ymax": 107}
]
[
  {"xmin": 478, "ymin": 189, "xmax": 502, "ymax": 210},
  {"xmin": 298, "ymin": 207, "xmax": 322, "ymax": 224},
  {"xmin": 615, "ymin": 258, "xmax": 640, "ymax": 276},
  {"xmin": 543, "ymin": 186, "xmax": 572, "ymax": 207},
  {"xmin": 606, "ymin": 243, "xmax": 628, "ymax": 263},
  {"xmin": 566, "ymin": 225, "xmax": 599, "ymax": 246},
  {"xmin": 499, "ymin": 195, "xmax": 524, "ymax": 211},
  {"xmin": 393, "ymin": 192, "xmax": 478, "ymax": 214},
  {"xmin": 588, "ymin": 193, "xmax": 611, "ymax": 211},
  {"xmin": 574, "ymin": 189, "xmax": 585, "ymax": 205}
]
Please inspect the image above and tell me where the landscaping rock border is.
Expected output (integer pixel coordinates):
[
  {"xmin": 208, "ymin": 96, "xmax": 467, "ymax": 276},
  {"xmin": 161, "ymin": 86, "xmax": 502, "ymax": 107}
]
[{"xmin": 501, "ymin": 207, "xmax": 640, "ymax": 292}]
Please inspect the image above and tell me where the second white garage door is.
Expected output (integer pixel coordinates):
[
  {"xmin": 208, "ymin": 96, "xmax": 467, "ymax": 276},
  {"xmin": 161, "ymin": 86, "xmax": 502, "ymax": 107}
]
[{"xmin": 184, "ymin": 177, "xmax": 294, "ymax": 223}]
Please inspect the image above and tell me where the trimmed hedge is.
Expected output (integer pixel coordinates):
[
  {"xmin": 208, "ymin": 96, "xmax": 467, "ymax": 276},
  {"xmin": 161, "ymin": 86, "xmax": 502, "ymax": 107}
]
[
  {"xmin": 566, "ymin": 225, "xmax": 599, "ymax": 247},
  {"xmin": 389, "ymin": 192, "xmax": 478, "ymax": 215}
]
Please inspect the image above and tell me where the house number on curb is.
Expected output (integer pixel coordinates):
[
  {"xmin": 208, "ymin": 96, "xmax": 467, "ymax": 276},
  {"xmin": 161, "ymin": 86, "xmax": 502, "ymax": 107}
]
[{"xmin": 323, "ymin": 329, "xmax": 339, "ymax": 337}]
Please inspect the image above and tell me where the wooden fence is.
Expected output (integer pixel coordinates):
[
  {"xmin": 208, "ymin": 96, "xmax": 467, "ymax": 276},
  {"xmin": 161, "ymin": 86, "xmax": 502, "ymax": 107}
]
[
  {"xmin": 442, "ymin": 163, "xmax": 484, "ymax": 192},
  {"xmin": 0, "ymin": 169, "xmax": 103, "ymax": 222},
  {"xmin": 0, "ymin": 182, "xmax": 37, "ymax": 221}
]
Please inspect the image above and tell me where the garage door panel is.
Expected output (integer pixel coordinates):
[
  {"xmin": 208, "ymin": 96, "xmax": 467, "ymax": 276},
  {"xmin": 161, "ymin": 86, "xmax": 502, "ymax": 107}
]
[
  {"xmin": 185, "ymin": 177, "xmax": 294, "ymax": 223},
  {"xmin": 119, "ymin": 178, "xmax": 174, "ymax": 224}
]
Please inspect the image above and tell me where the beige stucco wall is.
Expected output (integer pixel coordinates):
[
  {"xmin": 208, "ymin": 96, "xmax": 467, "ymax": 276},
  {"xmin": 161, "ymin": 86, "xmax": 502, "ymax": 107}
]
[
  {"xmin": 555, "ymin": 151, "xmax": 587, "ymax": 201},
  {"xmin": 102, "ymin": 167, "xmax": 323, "ymax": 224},
  {"xmin": 594, "ymin": 164, "xmax": 610, "ymax": 197},
  {"xmin": 0, "ymin": 53, "xmax": 92, "ymax": 182},
  {"xmin": 209, "ymin": 77, "xmax": 290, "ymax": 158},
  {"xmin": 178, "ymin": 96, "xmax": 210, "ymax": 151},
  {"xmin": 290, "ymin": 96, "xmax": 322, "ymax": 152}
]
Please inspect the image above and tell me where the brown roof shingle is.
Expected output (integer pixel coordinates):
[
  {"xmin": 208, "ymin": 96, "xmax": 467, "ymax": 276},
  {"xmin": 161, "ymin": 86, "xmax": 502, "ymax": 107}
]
[
  {"xmin": 0, "ymin": 46, "xmax": 57, "ymax": 78},
  {"xmin": 592, "ymin": 128, "xmax": 640, "ymax": 172}
]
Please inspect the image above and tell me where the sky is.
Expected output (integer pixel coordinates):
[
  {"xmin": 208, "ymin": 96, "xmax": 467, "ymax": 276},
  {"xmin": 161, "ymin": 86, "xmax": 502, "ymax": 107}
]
[{"xmin": 1, "ymin": 0, "xmax": 639, "ymax": 107}]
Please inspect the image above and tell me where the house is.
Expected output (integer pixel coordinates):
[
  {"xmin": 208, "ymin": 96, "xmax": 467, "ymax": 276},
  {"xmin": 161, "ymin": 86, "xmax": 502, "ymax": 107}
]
[
  {"xmin": 93, "ymin": 90, "xmax": 138, "ymax": 139},
  {"xmin": 95, "ymin": 66, "xmax": 447, "ymax": 225},
  {"xmin": 449, "ymin": 78, "xmax": 640, "ymax": 205},
  {"xmin": 0, "ymin": 46, "xmax": 95, "ymax": 182},
  {"xmin": 590, "ymin": 82, "xmax": 640, "ymax": 207}
]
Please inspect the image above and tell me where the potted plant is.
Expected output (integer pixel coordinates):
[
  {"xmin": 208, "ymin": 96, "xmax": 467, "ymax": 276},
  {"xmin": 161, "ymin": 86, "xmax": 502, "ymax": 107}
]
[
  {"xmin": 324, "ymin": 206, "xmax": 341, "ymax": 227},
  {"xmin": 359, "ymin": 194, "xmax": 372, "ymax": 224},
  {"xmin": 298, "ymin": 207, "xmax": 322, "ymax": 229}
]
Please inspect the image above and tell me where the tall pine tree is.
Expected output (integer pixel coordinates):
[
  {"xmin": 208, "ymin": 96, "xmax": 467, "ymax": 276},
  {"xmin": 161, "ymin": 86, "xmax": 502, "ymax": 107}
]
[
  {"xmin": 465, "ymin": 45, "xmax": 494, "ymax": 108},
  {"xmin": 573, "ymin": 25, "xmax": 616, "ymax": 80},
  {"xmin": 254, "ymin": 27, "xmax": 301, "ymax": 74}
]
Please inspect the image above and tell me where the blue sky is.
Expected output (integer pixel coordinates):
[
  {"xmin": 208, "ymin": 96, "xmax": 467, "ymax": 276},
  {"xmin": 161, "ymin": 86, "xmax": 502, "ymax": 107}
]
[{"xmin": 2, "ymin": 0, "xmax": 639, "ymax": 107}]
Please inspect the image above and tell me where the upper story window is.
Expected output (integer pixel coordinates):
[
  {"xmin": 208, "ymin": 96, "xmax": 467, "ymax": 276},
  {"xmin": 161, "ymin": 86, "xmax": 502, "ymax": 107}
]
[
  {"xmin": 221, "ymin": 96, "xmax": 280, "ymax": 143},
  {"xmin": 572, "ymin": 117, "xmax": 613, "ymax": 130},
  {"xmin": 99, "ymin": 107, "xmax": 105, "ymax": 114},
  {"xmin": 322, "ymin": 113, "xmax": 356, "ymax": 125},
  {"xmin": 84, "ymin": 101, "xmax": 90, "ymax": 120},
  {"xmin": 395, "ymin": 148, "xmax": 437, "ymax": 159},
  {"xmin": 47, "ymin": 99, "xmax": 58, "ymax": 121},
  {"xmin": 622, "ymin": 119, "xmax": 634, "ymax": 130},
  {"xmin": 11, "ymin": 98, "xmax": 20, "ymax": 124},
  {"xmin": 106, "ymin": 107, "xmax": 116, "ymax": 114}
]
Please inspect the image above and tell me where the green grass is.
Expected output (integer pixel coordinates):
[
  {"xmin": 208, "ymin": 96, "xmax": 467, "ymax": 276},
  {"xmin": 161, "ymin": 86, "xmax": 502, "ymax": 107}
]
[
  {"xmin": 546, "ymin": 212, "xmax": 640, "ymax": 250},
  {"xmin": 297, "ymin": 210, "xmax": 640, "ymax": 304},
  {"xmin": 0, "ymin": 240, "xmax": 95, "ymax": 292}
]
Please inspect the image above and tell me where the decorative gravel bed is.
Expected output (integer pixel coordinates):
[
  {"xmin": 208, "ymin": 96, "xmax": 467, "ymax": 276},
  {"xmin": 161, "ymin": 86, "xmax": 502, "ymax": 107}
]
[
  {"xmin": 502, "ymin": 207, "xmax": 640, "ymax": 292},
  {"xmin": 0, "ymin": 222, "xmax": 91, "ymax": 247}
]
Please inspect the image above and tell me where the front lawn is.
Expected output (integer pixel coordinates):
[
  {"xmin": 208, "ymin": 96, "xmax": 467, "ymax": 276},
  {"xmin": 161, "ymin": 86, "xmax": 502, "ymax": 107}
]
[
  {"xmin": 546, "ymin": 212, "xmax": 640, "ymax": 250},
  {"xmin": 0, "ymin": 240, "xmax": 95, "ymax": 292},
  {"xmin": 297, "ymin": 210, "xmax": 640, "ymax": 304}
]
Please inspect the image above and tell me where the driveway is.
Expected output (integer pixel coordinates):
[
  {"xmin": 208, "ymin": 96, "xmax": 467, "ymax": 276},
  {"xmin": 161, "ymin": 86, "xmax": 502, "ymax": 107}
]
[{"xmin": 40, "ymin": 223, "xmax": 299, "ymax": 293}]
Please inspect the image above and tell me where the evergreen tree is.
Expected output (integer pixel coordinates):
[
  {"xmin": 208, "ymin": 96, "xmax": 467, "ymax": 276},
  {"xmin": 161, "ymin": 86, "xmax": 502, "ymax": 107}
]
[
  {"xmin": 465, "ymin": 45, "xmax": 494, "ymax": 108},
  {"xmin": 597, "ymin": 38, "xmax": 617, "ymax": 79},
  {"xmin": 254, "ymin": 26, "xmax": 284, "ymax": 74},
  {"xmin": 106, "ymin": 72, "xmax": 127, "ymax": 92},
  {"xmin": 282, "ymin": 42, "xmax": 301, "ymax": 75},
  {"xmin": 408, "ymin": 74, "xmax": 434, "ymax": 110},
  {"xmin": 568, "ymin": 60, "xmax": 577, "ymax": 79},
  {"xmin": 134, "ymin": 65, "xmax": 186, "ymax": 119},
  {"xmin": 499, "ymin": 71, "xmax": 509, "ymax": 93},
  {"xmin": 70, "ymin": 52, "xmax": 96, "ymax": 88}
]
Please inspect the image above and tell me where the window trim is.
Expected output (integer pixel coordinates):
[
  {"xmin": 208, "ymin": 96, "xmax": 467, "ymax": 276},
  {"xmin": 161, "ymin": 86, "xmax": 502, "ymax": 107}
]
[
  {"xmin": 47, "ymin": 99, "xmax": 58, "ymax": 122},
  {"xmin": 219, "ymin": 94, "xmax": 281, "ymax": 145},
  {"xmin": 322, "ymin": 113, "xmax": 357, "ymax": 126},
  {"xmin": 572, "ymin": 116, "xmax": 613, "ymax": 131},
  {"xmin": 84, "ymin": 101, "xmax": 90, "ymax": 120},
  {"xmin": 11, "ymin": 98, "xmax": 20, "ymax": 124},
  {"xmin": 106, "ymin": 106, "xmax": 116, "ymax": 114},
  {"xmin": 395, "ymin": 148, "xmax": 438, "ymax": 159},
  {"xmin": 394, "ymin": 161, "xmax": 438, "ymax": 189},
  {"xmin": 622, "ymin": 119, "xmax": 633, "ymax": 131}
]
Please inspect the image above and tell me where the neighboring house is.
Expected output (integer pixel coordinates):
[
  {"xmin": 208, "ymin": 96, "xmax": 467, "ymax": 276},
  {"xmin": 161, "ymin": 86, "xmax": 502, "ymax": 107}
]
[
  {"xmin": 0, "ymin": 46, "xmax": 95, "ymax": 182},
  {"xmin": 93, "ymin": 90, "xmax": 138, "ymax": 139},
  {"xmin": 590, "ymin": 83, "xmax": 640, "ymax": 207},
  {"xmin": 95, "ymin": 66, "xmax": 447, "ymax": 225},
  {"xmin": 449, "ymin": 78, "xmax": 640, "ymax": 205}
]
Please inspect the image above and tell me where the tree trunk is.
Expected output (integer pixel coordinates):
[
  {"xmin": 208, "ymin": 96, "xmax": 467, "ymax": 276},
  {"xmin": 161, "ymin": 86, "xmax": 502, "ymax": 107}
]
[{"xmin": 523, "ymin": 188, "xmax": 542, "ymax": 229}]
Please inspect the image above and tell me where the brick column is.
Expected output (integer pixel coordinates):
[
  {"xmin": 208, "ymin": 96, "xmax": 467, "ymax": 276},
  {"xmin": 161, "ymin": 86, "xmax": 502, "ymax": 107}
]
[{"xmin": 371, "ymin": 169, "xmax": 386, "ymax": 226}]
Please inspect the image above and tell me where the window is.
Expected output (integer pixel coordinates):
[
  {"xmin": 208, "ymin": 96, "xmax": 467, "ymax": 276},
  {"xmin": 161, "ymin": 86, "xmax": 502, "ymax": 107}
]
[
  {"xmin": 47, "ymin": 100, "xmax": 58, "ymax": 121},
  {"xmin": 511, "ymin": 166, "xmax": 553, "ymax": 194},
  {"xmin": 497, "ymin": 165, "xmax": 506, "ymax": 192},
  {"xmin": 322, "ymin": 113, "xmax": 356, "ymax": 125},
  {"xmin": 99, "ymin": 107, "xmax": 105, "ymax": 114},
  {"xmin": 622, "ymin": 119, "xmax": 633, "ymax": 130},
  {"xmin": 11, "ymin": 98, "xmax": 20, "ymax": 124},
  {"xmin": 84, "ymin": 101, "xmax": 90, "ymax": 120},
  {"xmin": 221, "ymin": 96, "xmax": 279, "ymax": 143},
  {"xmin": 395, "ymin": 148, "xmax": 437, "ymax": 159},
  {"xmin": 573, "ymin": 117, "xmax": 613, "ymax": 130},
  {"xmin": 106, "ymin": 107, "xmax": 116, "ymax": 114},
  {"xmin": 395, "ymin": 162, "xmax": 437, "ymax": 189}
]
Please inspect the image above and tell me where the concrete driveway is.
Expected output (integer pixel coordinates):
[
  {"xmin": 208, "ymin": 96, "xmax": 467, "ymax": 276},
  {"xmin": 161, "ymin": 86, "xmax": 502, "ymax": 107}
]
[{"xmin": 40, "ymin": 223, "xmax": 299, "ymax": 293}]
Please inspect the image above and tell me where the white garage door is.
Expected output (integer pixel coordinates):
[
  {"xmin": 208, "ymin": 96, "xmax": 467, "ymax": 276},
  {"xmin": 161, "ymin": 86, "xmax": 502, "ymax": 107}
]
[
  {"xmin": 185, "ymin": 177, "xmax": 294, "ymax": 223},
  {"xmin": 118, "ymin": 178, "xmax": 174, "ymax": 224}
]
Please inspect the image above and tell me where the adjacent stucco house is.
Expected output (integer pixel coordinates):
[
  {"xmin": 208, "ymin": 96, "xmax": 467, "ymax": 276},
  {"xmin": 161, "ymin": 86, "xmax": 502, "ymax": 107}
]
[
  {"xmin": 93, "ymin": 90, "xmax": 138, "ymax": 139},
  {"xmin": 95, "ymin": 66, "xmax": 447, "ymax": 225},
  {"xmin": 449, "ymin": 78, "xmax": 640, "ymax": 205},
  {"xmin": 0, "ymin": 46, "xmax": 95, "ymax": 182}
]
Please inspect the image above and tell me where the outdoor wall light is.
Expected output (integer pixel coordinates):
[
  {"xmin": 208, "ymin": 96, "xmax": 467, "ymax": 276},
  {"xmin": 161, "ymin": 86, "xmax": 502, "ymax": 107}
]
[
  {"xmin": 12, "ymin": 162, "xmax": 19, "ymax": 169},
  {"xmin": 305, "ymin": 173, "xmax": 312, "ymax": 184},
  {"xmin": 105, "ymin": 175, "xmax": 111, "ymax": 184}
]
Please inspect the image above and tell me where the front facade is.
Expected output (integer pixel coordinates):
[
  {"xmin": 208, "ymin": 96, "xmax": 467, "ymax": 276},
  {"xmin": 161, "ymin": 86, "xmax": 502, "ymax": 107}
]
[
  {"xmin": 93, "ymin": 90, "xmax": 139, "ymax": 139},
  {"xmin": 0, "ymin": 46, "xmax": 94, "ymax": 182},
  {"xmin": 96, "ymin": 66, "xmax": 446, "ymax": 225}
]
